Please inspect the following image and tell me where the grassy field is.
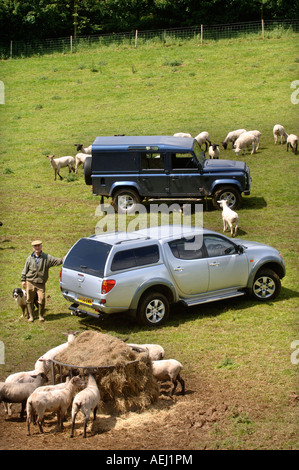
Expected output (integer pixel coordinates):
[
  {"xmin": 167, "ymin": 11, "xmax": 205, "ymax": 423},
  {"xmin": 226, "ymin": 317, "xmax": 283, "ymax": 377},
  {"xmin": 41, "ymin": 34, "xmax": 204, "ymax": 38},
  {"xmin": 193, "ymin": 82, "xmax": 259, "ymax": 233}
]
[{"xmin": 0, "ymin": 33, "xmax": 298, "ymax": 450}]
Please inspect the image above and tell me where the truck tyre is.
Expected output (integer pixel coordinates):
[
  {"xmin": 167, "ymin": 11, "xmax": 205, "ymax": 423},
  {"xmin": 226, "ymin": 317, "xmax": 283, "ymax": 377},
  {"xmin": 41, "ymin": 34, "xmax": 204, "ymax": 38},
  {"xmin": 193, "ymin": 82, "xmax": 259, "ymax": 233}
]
[
  {"xmin": 84, "ymin": 156, "xmax": 92, "ymax": 185},
  {"xmin": 212, "ymin": 186, "xmax": 241, "ymax": 210},
  {"xmin": 137, "ymin": 291, "xmax": 169, "ymax": 327},
  {"xmin": 251, "ymin": 269, "xmax": 281, "ymax": 301},
  {"xmin": 112, "ymin": 188, "xmax": 141, "ymax": 214}
]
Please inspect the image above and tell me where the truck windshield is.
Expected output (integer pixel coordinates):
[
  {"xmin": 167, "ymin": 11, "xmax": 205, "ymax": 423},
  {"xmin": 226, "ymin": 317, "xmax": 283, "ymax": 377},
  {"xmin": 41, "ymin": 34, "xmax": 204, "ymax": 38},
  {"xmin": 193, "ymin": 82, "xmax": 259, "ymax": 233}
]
[{"xmin": 63, "ymin": 238, "xmax": 112, "ymax": 277}]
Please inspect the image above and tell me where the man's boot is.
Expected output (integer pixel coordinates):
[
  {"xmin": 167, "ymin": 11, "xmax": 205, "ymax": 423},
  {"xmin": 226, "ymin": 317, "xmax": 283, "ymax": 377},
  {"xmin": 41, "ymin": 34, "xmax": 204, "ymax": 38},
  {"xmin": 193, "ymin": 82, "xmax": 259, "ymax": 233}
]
[
  {"xmin": 27, "ymin": 303, "xmax": 34, "ymax": 322},
  {"xmin": 38, "ymin": 303, "xmax": 45, "ymax": 322}
]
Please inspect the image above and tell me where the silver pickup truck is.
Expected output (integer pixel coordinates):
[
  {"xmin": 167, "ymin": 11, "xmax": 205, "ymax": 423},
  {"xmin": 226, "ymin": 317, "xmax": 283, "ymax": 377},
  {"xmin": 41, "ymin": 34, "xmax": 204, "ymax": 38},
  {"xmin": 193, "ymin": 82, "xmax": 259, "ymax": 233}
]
[{"xmin": 60, "ymin": 225, "xmax": 285, "ymax": 327}]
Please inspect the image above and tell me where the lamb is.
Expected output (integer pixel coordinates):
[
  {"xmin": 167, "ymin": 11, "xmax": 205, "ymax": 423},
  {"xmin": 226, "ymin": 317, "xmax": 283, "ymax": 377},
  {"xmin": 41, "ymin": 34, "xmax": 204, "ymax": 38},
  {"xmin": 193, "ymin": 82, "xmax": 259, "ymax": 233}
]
[
  {"xmin": 75, "ymin": 152, "xmax": 89, "ymax": 173},
  {"xmin": 173, "ymin": 132, "xmax": 192, "ymax": 138},
  {"xmin": 46, "ymin": 155, "xmax": 75, "ymax": 180},
  {"xmin": 194, "ymin": 131, "xmax": 211, "ymax": 151},
  {"xmin": 273, "ymin": 124, "xmax": 288, "ymax": 144},
  {"xmin": 127, "ymin": 343, "xmax": 165, "ymax": 361},
  {"xmin": 208, "ymin": 144, "xmax": 220, "ymax": 159},
  {"xmin": 222, "ymin": 129, "xmax": 246, "ymax": 149},
  {"xmin": 233, "ymin": 131, "xmax": 258, "ymax": 155},
  {"xmin": 70, "ymin": 374, "xmax": 101, "ymax": 438},
  {"xmin": 34, "ymin": 331, "xmax": 79, "ymax": 373},
  {"xmin": 151, "ymin": 359, "xmax": 185, "ymax": 395},
  {"xmin": 218, "ymin": 199, "xmax": 239, "ymax": 237},
  {"xmin": 0, "ymin": 372, "xmax": 48, "ymax": 419},
  {"xmin": 74, "ymin": 143, "xmax": 92, "ymax": 154},
  {"xmin": 287, "ymin": 134, "xmax": 298, "ymax": 154},
  {"xmin": 246, "ymin": 130, "xmax": 262, "ymax": 150},
  {"xmin": 26, "ymin": 376, "xmax": 85, "ymax": 435}
]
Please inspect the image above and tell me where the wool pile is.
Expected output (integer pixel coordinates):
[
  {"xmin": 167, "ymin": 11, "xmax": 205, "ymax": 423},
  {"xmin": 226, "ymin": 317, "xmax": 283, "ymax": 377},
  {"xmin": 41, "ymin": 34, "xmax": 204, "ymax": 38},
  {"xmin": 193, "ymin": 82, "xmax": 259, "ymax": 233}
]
[{"xmin": 54, "ymin": 330, "xmax": 159, "ymax": 414}]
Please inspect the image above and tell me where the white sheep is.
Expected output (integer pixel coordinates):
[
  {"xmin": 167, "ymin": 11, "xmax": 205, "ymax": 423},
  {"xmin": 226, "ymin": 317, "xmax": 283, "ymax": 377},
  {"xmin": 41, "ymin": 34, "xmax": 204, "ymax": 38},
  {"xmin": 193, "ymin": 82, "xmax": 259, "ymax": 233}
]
[
  {"xmin": 75, "ymin": 152, "xmax": 89, "ymax": 173},
  {"xmin": 222, "ymin": 129, "xmax": 246, "ymax": 149},
  {"xmin": 34, "ymin": 331, "xmax": 79, "ymax": 373},
  {"xmin": 0, "ymin": 372, "xmax": 48, "ymax": 420},
  {"xmin": 74, "ymin": 143, "xmax": 92, "ymax": 154},
  {"xmin": 173, "ymin": 132, "xmax": 192, "ymax": 138},
  {"xmin": 273, "ymin": 124, "xmax": 288, "ymax": 144},
  {"xmin": 287, "ymin": 134, "xmax": 298, "ymax": 154},
  {"xmin": 127, "ymin": 343, "xmax": 165, "ymax": 361},
  {"xmin": 233, "ymin": 131, "xmax": 258, "ymax": 155},
  {"xmin": 26, "ymin": 376, "xmax": 85, "ymax": 435},
  {"xmin": 151, "ymin": 359, "xmax": 185, "ymax": 395},
  {"xmin": 208, "ymin": 144, "xmax": 220, "ymax": 159},
  {"xmin": 194, "ymin": 131, "xmax": 211, "ymax": 151},
  {"xmin": 70, "ymin": 374, "xmax": 101, "ymax": 438},
  {"xmin": 247, "ymin": 130, "xmax": 262, "ymax": 150},
  {"xmin": 218, "ymin": 199, "xmax": 239, "ymax": 237},
  {"xmin": 46, "ymin": 155, "xmax": 75, "ymax": 180}
]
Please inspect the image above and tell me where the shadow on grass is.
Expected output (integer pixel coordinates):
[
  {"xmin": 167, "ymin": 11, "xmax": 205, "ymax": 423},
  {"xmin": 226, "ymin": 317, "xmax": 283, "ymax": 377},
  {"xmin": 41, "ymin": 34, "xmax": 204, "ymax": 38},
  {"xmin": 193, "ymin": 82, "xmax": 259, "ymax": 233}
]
[{"xmin": 75, "ymin": 285, "xmax": 299, "ymax": 334}]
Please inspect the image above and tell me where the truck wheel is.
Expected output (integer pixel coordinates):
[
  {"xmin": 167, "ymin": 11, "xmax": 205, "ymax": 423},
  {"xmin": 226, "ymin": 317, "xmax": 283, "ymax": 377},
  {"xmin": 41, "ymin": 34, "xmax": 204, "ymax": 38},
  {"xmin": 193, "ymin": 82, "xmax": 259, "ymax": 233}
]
[
  {"xmin": 252, "ymin": 269, "xmax": 281, "ymax": 301},
  {"xmin": 137, "ymin": 292, "xmax": 169, "ymax": 327},
  {"xmin": 212, "ymin": 186, "xmax": 241, "ymax": 210},
  {"xmin": 84, "ymin": 156, "xmax": 92, "ymax": 185},
  {"xmin": 112, "ymin": 188, "xmax": 141, "ymax": 214}
]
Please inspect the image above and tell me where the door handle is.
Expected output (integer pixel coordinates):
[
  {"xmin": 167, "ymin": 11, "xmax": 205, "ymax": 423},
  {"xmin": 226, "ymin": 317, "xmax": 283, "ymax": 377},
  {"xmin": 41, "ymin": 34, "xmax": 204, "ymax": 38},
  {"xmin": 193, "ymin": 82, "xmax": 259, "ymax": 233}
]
[
  {"xmin": 174, "ymin": 267, "xmax": 184, "ymax": 272},
  {"xmin": 209, "ymin": 262, "xmax": 220, "ymax": 266}
]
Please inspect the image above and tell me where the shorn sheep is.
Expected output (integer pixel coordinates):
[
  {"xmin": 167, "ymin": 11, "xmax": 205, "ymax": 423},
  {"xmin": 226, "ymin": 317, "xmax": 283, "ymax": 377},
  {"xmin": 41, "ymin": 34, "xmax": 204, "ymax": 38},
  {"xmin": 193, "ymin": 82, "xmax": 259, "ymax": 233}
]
[
  {"xmin": 173, "ymin": 132, "xmax": 192, "ymax": 138},
  {"xmin": 233, "ymin": 131, "xmax": 258, "ymax": 155},
  {"xmin": 75, "ymin": 152, "xmax": 89, "ymax": 173},
  {"xmin": 127, "ymin": 343, "xmax": 165, "ymax": 361},
  {"xmin": 151, "ymin": 359, "xmax": 185, "ymax": 395},
  {"xmin": 222, "ymin": 129, "xmax": 246, "ymax": 149},
  {"xmin": 287, "ymin": 134, "xmax": 298, "ymax": 154},
  {"xmin": 74, "ymin": 143, "xmax": 92, "ymax": 154},
  {"xmin": 0, "ymin": 372, "xmax": 48, "ymax": 419},
  {"xmin": 273, "ymin": 124, "xmax": 288, "ymax": 144},
  {"xmin": 26, "ymin": 376, "xmax": 85, "ymax": 435},
  {"xmin": 194, "ymin": 131, "xmax": 211, "ymax": 151},
  {"xmin": 208, "ymin": 144, "xmax": 220, "ymax": 159},
  {"xmin": 46, "ymin": 155, "xmax": 75, "ymax": 180},
  {"xmin": 247, "ymin": 130, "xmax": 262, "ymax": 150},
  {"xmin": 70, "ymin": 374, "xmax": 101, "ymax": 438},
  {"xmin": 218, "ymin": 199, "xmax": 239, "ymax": 237}
]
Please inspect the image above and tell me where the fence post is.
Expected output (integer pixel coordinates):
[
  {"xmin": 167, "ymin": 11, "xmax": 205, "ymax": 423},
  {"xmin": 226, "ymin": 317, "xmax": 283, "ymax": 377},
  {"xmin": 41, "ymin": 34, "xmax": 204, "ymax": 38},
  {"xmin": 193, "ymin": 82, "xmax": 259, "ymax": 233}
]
[
  {"xmin": 135, "ymin": 30, "xmax": 138, "ymax": 48},
  {"xmin": 261, "ymin": 19, "xmax": 265, "ymax": 39},
  {"xmin": 70, "ymin": 35, "xmax": 73, "ymax": 53},
  {"xmin": 201, "ymin": 24, "xmax": 203, "ymax": 45},
  {"xmin": 10, "ymin": 40, "xmax": 12, "ymax": 58}
]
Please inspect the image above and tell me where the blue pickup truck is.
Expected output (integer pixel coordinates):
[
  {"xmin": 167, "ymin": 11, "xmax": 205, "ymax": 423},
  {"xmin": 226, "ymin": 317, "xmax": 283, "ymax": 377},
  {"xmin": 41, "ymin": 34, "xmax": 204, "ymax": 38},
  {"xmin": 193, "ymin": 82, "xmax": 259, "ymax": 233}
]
[{"xmin": 84, "ymin": 135, "xmax": 251, "ymax": 213}]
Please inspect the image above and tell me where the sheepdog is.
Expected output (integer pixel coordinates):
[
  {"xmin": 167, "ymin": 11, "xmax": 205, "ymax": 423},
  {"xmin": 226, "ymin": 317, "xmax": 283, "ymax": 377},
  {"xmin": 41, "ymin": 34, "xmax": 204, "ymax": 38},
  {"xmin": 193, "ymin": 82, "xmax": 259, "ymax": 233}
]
[{"xmin": 12, "ymin": 288, "xmax": 38, "ymax": 318}]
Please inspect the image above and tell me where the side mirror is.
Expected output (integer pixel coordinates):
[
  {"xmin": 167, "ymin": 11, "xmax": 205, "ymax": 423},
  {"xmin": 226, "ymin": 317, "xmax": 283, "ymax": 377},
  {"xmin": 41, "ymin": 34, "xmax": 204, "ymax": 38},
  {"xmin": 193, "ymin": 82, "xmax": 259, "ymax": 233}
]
[{"xmin": 237, "ymin": 245, "xmax": 244, "ymax": 254}]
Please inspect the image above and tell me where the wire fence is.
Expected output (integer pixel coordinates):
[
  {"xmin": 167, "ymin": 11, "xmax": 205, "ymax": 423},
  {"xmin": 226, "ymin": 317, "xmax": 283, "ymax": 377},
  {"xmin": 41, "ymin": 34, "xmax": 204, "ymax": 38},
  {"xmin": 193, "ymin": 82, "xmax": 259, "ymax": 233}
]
[{"xmin": 1, "ymin": 19, "xmax": 298, "ymax": 59}]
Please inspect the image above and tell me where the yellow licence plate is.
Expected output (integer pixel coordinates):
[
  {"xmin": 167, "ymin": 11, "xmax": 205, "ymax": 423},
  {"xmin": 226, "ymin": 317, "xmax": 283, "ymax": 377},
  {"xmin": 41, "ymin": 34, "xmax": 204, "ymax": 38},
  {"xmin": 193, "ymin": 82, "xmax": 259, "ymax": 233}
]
[{"xmin": 78, "ymin": 296, "xmax": 93, "ymax": 306}]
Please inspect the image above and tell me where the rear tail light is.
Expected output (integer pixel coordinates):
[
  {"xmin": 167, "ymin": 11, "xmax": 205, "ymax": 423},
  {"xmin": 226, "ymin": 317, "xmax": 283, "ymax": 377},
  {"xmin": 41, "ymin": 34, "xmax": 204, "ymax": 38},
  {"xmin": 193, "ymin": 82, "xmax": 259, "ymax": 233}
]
[{"xmin": 101, "ymin": 279, "xmax": 116, "ymax": 294}]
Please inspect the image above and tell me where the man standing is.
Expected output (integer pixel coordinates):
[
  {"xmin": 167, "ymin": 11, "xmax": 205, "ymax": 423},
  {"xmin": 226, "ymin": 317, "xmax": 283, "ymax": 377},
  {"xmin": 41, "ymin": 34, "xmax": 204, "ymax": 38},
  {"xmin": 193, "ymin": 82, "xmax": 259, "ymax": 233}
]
[{"xmin": 21, "ymin": 240, "xmax": 64, "ymax": 322}]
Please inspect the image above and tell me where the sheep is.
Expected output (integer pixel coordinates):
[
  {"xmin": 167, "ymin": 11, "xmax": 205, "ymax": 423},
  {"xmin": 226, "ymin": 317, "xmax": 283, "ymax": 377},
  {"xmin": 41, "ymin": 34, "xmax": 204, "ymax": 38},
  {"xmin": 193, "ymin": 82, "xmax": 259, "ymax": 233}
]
[
  {"xmin": 70, "ymin": 374, "xmax": 101, "ymax": 438},
  {"xmin": 0, "ymin": 372, "xmax": 48, "ymax": 420},
  {"xmin": 246, "ymin": 130, "xmax": 262, "ymax": 150},
  {"xmin": 26, "ymin": 376, "xmax": 85, "ymax": 435},
  {"xmin": 233, "ymin": 131, "xmax": 258, "ymax": 155},
  {"xmin": 46, "ymin": 155, "xmax": 75, "ymax": 180},
  {"xmin": 217, "ymin": 199, "xmax": 239, "ymax": 237},
  {"xmin": 127, "ymin": 343, "xmax": 165, "ymax": 361},
  {"xmin": 34, "ymin": 331, "xmax": 79, "ymax": 374},
  {"xmin": 222, "ymin": 129, "xmax": 247, "ymax": 149},
  {"xmin": 194, "ymin": 131, "xmax": 211, "ymax": 151},
  {"xmin": 75, "ymin": 152, "xmax": 89, "ymax": 173},
  {"xmin": 151, "ymin": 359, "xmax": 185, "ymax": 395},
  {"xmin": 273, "ymin": 124, "xmax": 288, "ymax": 144},
  {"xmin": 208, "ymin": 144, "xmax": 220, "ymax": 159},
  {"xmin": 173, "ymin": 132, "xmax": 192, "ymax": 138},
  {"xmin": 74, "ymin": 143, "xmax": 92, "ymax": 154},
  {"xmin": 287, "ymin": 134, "xmax": 298, "ymax": 154}
]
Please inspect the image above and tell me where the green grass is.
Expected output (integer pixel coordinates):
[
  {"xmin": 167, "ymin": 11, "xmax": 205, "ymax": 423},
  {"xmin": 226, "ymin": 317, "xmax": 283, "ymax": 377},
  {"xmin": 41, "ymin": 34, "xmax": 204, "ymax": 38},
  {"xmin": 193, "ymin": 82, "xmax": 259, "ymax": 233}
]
[{"xmin": 0, "ymin": 34, "xmax": 298, "ymax": 449}]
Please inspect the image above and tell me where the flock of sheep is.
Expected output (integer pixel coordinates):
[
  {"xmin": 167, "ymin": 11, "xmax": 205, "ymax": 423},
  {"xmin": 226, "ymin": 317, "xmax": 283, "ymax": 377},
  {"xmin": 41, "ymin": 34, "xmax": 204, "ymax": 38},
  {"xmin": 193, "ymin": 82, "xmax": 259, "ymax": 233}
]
[
  {"xmin": 46, "ymin": 143, "xmax": 91, "ymax": 180},
  {"xmin": 0, "ymin": 332, "xmax": 184, "ymax": 438}
]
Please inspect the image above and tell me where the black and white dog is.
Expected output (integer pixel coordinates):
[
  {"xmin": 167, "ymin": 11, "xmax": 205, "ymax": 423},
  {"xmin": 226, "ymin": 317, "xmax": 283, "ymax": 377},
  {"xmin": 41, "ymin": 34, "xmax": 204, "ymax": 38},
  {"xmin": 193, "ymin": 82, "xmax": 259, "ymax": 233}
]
[{"xmin": 12, "ymin": 288, "xmax": 38, "ymax": 318}]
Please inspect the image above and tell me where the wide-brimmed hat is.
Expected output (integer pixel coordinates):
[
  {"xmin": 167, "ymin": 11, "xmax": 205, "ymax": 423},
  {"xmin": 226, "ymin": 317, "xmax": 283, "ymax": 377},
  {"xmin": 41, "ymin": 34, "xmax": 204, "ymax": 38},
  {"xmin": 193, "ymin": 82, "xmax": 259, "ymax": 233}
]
[{"xmin": 31, "ymin": 240, "xmax": 42, "ymax": 246}]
